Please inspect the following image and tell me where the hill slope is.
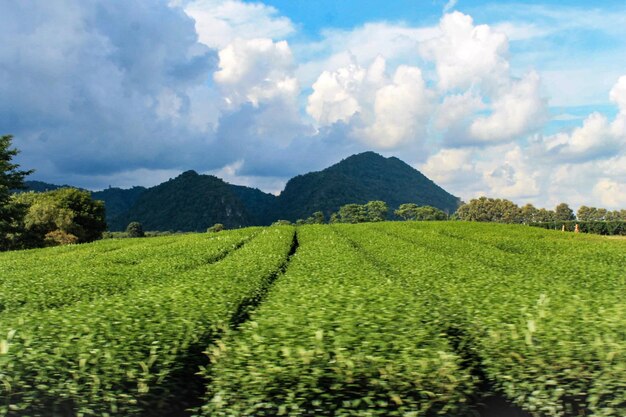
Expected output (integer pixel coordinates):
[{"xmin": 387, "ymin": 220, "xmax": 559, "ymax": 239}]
[
  {"xmin": 276, "ymin": 152, "xmax": 460, "ymax": 221},
  {"xmin": 108, "ymin": 171, "xmax": 276, "ymax": 231}
]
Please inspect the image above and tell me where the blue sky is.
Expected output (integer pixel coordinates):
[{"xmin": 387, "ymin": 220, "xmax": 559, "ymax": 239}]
[{"xmin": 1, "ymin": 0, "xmax": 626, "ymax": 209}]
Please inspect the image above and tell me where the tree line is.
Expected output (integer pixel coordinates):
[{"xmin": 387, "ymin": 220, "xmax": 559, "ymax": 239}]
[{"xmin": 453, "ymin": 196, "xmax": 626, "ymax": 223}]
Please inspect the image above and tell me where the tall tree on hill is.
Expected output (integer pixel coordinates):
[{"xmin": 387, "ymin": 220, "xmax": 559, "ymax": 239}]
[{"xmin": 0, "ymin": 135, "xmax": 34, "ymax": 250}]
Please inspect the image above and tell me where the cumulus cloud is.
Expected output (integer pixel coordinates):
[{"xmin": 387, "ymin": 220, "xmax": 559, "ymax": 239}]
[
  {"xmin": 469, "ymin": 71, "xmax": 547, "ymax": 143},
  {"xmin": 306, "ymin": 60, "xmax": 366, "ymax": 125},
  {"xmin": 0, "ymin": 0, "xmax": 224, "ymax": 186},
  {"xmin": 214, "ymin": 38, "xmax": 298, "ymax": 107},
  {"xmin": 593, "ymin": 178, "xmax": 626, "ymax": 208},
  {"xmin": 541, "ymin": 75, "xmax": 626, "ymax": 161},
  {"xmin": 307, "ymin": 57, "xmax": 433, "ymax": 148},
  {"xmin": 358, "ymin": 66, "xmax": 433, "ymax": 148},
  {"xmin": 420, "ymin": 11, "xmax": 510, "ymax": 92},
  {"xmin": 184, "ymin": 0, "xmax": 294, "ymax": 49}
]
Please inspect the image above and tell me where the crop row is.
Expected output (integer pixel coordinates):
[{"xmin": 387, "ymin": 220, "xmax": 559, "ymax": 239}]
[
  {"xmin": 0, "ymin": 229, "xmax": 259, "ymax": 314},
  {"xmin": 199, "ymin": 225, "xmax": 476, "ymax": 417},
  {"xmin": 0, "ymin": 226, "xmax": 295, "ymax": 416},
  {"xmin": 338, "ymin": 222, "xmax": 625, "ymax": 417}
]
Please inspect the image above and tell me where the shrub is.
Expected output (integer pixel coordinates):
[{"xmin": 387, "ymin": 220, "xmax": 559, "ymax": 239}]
[{"xmin": 126, "ymin": 221, "xmax": 145, "ymax": 238}]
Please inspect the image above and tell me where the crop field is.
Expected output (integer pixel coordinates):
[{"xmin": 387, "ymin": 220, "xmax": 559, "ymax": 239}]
[{"xmin": 0, "ymin": 222, "xmax": 624, "ymax": 417}]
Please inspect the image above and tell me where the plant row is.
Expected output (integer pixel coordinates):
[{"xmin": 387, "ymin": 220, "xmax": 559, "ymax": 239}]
[
  {"xmin": 199, "ymin": 225, "xmax": 476, "ymax": 417},
  {"xmin": 0, "ymin": 229, "xmax": 259, "ymax": 314},
  {"xmin": 340, "ymin": 222, "xmax": 625, "ymax": 417},
  {"xmin": 0, "ymin": 226, "xmax": 295, "ymax": 416}
]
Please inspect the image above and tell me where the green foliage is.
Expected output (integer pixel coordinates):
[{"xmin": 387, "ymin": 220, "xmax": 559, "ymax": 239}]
[
  {"xmin": 0, "ymin": 227, "xmax": 294, "ymax": 415},
  {"xmin": 305, "ymin": 211, "xmax": 325, "ymax": 224},
  {"xmin": 454, "ymin": 196, "xmax": 522, "ymax": 223},
  {"xmin": 554, "ymin": 202, "xmax": 575, "ymax": 221},
  {"xmin": 0, "ymin": 135, "xmax": 33, "ymax": 251},
  {"xmin": 200, "ymin": 225, "xmax": 475, "ymax": 417},
  {"xmin": 394, "ymin": 203, "xmax": 447, "ymax": 220},
  {"xmin": 333, "ymin": 200, "xmax": 389, "ymax": 223},
  {"xmin": 11, "ymin": 188, "xmax": 106, "ymax": 247},
  {"xmin": 126, "ymin": 221, "xmax": 145, "ymax": 237},
  {"xmin": 207, "ymin": 223, "xmax": 225, "ymax": 233},
  {"xmin": 1, "ymin": 222, "xmax": 624, "ymax": 416}
]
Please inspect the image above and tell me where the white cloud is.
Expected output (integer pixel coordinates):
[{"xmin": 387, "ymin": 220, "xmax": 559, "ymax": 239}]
[
  {"xmin": 307, "ymin": 57, "xmax": 433, "ymax": 148},
  {"xmin": 469, "ymin": 71, "xmax": 547, "ymax": 142},
  {"xmin": 420, "ymin": 148, "xmax": 475, "ymax": 185},
  {"xmin": 593, "ymin": 178, "xmax": 626, "ymax": 208},
  {"xmin": 358, "ymin": 65, "xmax": 433, "ymax": 148},
  {"xmin": 481, "ymin": 146, "xmax": 540, "ymax": 199},
  {"xmin": 295, "ymin": 22, "xmax": 438, "ymax": 89},
  {"xmin": 541, "ymin": 75, "xmax": 626, "ymax": 161},
  {"xmin": 306, "ymin": 60, "xmax": 366, "ymax": 125},
  {"xmin": 184, "ymin": 0, "xmax": 294, "ymax": 49},
  {"xmin": 435, "ymin": 90, "xmax": 484, "ymax": 136},
  {"xmin": 214, "ymin": 38, "xmax": 298, "ymax": 107},
  {"xmin": 419, "ymin": 11, "xmax": 510, "ymax": 92}
]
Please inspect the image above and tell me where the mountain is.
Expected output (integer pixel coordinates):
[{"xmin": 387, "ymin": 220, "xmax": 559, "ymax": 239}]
[
  {"xmin": 276, "ymin": 152, "xmax": 460, "ymax": 221},
  {"xmin": 19, "ymin": 152, "xmax": 460, "ymax": 231},
  {"xmin": 108, "ymin": 171, "xmax": 277, "ymax": 231},
  {"xmin": 92, "ymin": 186, "xmax": 146, "ymax": 226},
  {"xmin": 23, "ymin": 180, "xmax": 69, "ymax": 192}
]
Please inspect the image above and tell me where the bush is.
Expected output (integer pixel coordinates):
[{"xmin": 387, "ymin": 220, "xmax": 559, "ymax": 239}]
[
  {"xmin": 207, "ymin": 223, "xmax": 225, "ymax": 233},
  {"xmin": 529, "ymin": 221, "xmax": 626, "ymax": 236},
  {"xmin": 44, "ymin": 230, "xmax": 79, "ymax": 246},
  {"xmin": 126, "ymin": 221, "xmax": 145, "ymax": 238}
]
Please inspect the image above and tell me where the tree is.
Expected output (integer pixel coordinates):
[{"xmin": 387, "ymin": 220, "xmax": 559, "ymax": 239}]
[
  {"xmin": 555, "ymin": 203, "xmax": 575, "ymax": 221},
  {"xmin": 364, "ymin": 200, "xmax": 388, "ymax": 222},
  {"xmin": 454, "ymin": 196, "xmax": 521, "ymax": 223},
  {"xmin": 126, "ymin": 222, "xmax": 145, "ymax": 237},
  {"xmin": 307, "ymin": 211, "xmax": 325, "ymax": 224},
  {"xmin": 0, "ymin": 135, "xmax": 34, "ymax": 250},
  {"xmin": 534, "ymin": 208, "xmax": 556, "ymax": 223},
  {"xmin": 12, "ymin": 188, "xmax": 106, "ymax": 247},
  {"xmin": 520, "ymin": 203, "xmax": 539, "ymax": 224},
  {"xmin": 338, "ymin": 204, "xmax": 367, "ymax": 223},
  {"xmin": 576, "ymin": 205, "xmax": 593, "ymax": 221},
  {"xmin": 394, "ymin": 203, "xmax": 420, "ymax": 220}
]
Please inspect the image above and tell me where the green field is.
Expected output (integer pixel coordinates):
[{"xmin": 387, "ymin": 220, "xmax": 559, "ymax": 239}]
[{"xmin": 0, "ymin": 223, "xmax": 624, "ymax": 417}]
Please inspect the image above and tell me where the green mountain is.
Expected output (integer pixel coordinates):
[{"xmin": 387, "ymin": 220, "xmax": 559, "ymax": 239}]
[
  {"xmin": 21, "ymin": 152, "xmax": 460, "ymax": 231},
  {"xmin": 108, "ymin": 171, "xmax": 276, "ymax": 231},
  {"xmin": 92, "ymin": 186, "xmax": 147, "ymax": 226},
  {"xmin": 276, "ymin": 151, "xmax": 460, "ymax": 221},
  {"xmin": 23, "ymin": 180, "xmax": 68, "ymax": 193}
]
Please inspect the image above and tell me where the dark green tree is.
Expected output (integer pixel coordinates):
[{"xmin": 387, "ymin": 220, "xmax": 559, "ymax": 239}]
[
  {"xmin": 555, "ymin": 203, "xmax": 575, "ymax": 221},
  {"xmin": 0, "ymin": 135, "xmax": 34, "ymax": 250},
  {"xmin": 307, "ymin": 211, "xmax": 325, "ymax": 224},
  {"xmin": 126, "ymin": 222, "xmax": 145, "ymax": 238},
  {"xmin": 396, "ymin": 204, "xmax": 447, "ymax": 221}
]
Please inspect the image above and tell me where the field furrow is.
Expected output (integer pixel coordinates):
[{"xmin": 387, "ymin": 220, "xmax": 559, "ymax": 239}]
[{"xmin": 200, "ymin": 225, "xmax": 476, "ymax": 417}]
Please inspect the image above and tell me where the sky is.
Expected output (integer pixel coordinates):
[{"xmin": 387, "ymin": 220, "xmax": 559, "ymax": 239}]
[{"xmin": 1, "ymin": 0, "xmax": 626, "ymax": 210}]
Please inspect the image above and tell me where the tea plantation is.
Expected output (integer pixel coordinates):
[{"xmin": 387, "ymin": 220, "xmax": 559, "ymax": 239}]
[{"xmin": 0, "ymin": 223, "xmax": 624, "ymax": 416}]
